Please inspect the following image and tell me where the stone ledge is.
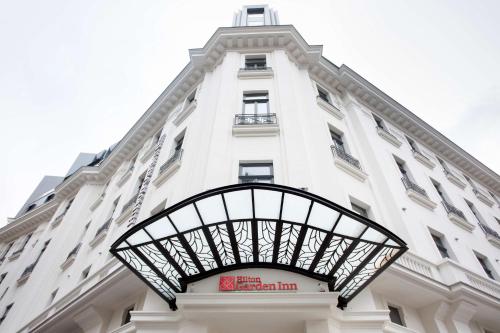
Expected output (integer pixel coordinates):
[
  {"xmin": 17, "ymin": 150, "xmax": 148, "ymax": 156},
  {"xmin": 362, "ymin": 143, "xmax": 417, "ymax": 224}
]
[
  {"xmin": 173, "ymin": 100, "xmax": 197, "ymax": 126},
  {"xmin": 376, "ymin": 127, "xmax": 402, "ymax": 148},
  {"xmin": 333, "ymin": 157, "xmax": 368, "ymax": 182},
  {"xmin": 316, "ymin": 96, "xmax": 344, "ymax": 119},
  {"xmin": 474, "ymin": 191, "xmax": 494, "ymax": 207},
  {"xmin": 446, "ymin": 172, "xmax": 466, "ymax": 189},
  {"xmin": 237, "ymin": 68, "xmax": 274, "ymax": 79},
  {"xmin": 232, "ymin": 124, "xmax": 279, "ymax": 137},
  {"xmin": 448, "ymin": 212, "xmax": 475, "ymax": 232},
  {"xmin": 413, "ymin": 151, "xmax": 436, "ymax": 169},
  {"xmin": 406, "ymin": 189, "xmax": 437, "ymax": 210},
  {"xmin": 89, "ymin": 231, "xmax": 107, "ymax": 248},
  {"xmin": 153, "ymin": 160, "xmax": 182, "ymax": 188}
]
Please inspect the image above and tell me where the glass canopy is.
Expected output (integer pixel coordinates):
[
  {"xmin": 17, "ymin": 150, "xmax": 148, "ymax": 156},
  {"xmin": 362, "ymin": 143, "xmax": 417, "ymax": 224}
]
[{"xmin": 110, "ymin": 183, "xmax": 407, "ymax": 310}]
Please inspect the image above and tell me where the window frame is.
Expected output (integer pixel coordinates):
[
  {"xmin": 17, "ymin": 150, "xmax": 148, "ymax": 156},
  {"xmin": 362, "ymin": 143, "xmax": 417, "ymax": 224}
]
[
  {"xmin": 242, "ymin": 92, "xmax": 270, "ymax": 115},
  {"xmin": 387, "ymin": 304, "xmax": 406, "ymax": 327},
  {"xmin": 244, "ymin": 55, "xmax": 267, "ymax": 70},
  {"xmin": 238, "ymin": 162, "xmax": 274, "ymax": 184},
  {"xmin": 246, "ymin": 7, "xmax": 265, "ymax": 26}
]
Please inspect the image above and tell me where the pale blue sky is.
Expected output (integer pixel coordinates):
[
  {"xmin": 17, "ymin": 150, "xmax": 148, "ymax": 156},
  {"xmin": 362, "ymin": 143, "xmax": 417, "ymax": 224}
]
[{"xmin": 1, "ymin": 0, "xmax": 499, "ymax": 222}]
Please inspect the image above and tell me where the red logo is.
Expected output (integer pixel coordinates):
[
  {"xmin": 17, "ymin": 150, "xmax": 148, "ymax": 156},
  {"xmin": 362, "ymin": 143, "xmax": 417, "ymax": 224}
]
[{"xmin": 219, "ymin": 276, "xmax": 235, "ymax": 291}]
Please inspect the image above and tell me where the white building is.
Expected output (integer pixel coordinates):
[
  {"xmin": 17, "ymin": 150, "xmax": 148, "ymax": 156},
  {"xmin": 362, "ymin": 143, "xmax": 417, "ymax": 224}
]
[{"xmin": 1, "ymin": 5, "xmax": 499, "ymax": 333}]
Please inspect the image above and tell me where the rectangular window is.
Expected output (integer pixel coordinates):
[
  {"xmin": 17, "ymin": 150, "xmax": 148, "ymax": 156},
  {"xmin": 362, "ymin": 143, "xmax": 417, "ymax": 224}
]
[
  {"xmin": 351, "ymin": 202, "xmax": 368, "ymax": 218},
  {"xmin": 243, "ymin": 92, "xmax": 269, "ymax": 115},
  {"xmin": 431, "ymin": 234, "xmax": 449, "ymax": 258},
  {"xmin": 128, "ymin": 155, "xmax": 137, "ymax": 172},
  {"xmin": 81, "ymin": 266, "xmax": 91, "ymax": 281},
  {"xmin": 465, "ymin": 200, "xmax": 483, "ymax": 223},
  {"xmin": 122, "ymin": 304, "xmax": 135, "ymax": 325},
  {"xmin": 437, "ymin": 157, "xmax": 449, "ymax": 172},
  {"xmin": 239, "ymin": 163, "xmax": 274, "ymax": 184},
  {"xmin": 388, "ymin": 305, "xmax": 405, "ymax": 326},
  {"xmin": 245, "ymin": 55, "xmax": 266, "ymax": 69},
  {"xmin": 18, "ymin": 233, "xmax": 32, "ymax": 253},
  {"xmin": 330, "ymin": 130, "xmax": 345, "ymax": 153},
  {"xmin": 431, "ymin": 180, "xmax": 448, "ymax": 203},
  {"xmin": 187, "ymin": 90, "xmax": 196, "ymax": 104},
  {"xmin": 109, "ymin": 197, "xmax": 120, "ymax": 220},
  {"xmin": 475, "ymin": 254, "xmax": 495, "ymax": 280},
  {"xmin": 0, "ymin": 273, "xmax": 6, "ymax": 286},
  {"xmin": 48, "ymin": 289, "xmax": 58, "ymax": 305},
  {"xmin": 406, "ymin": 136, "xmax": 419, "ymax": 152},
  {"xmin": 247, "ymin": 7, "xmax": 265, "ymax": 26},
  {"xmin": 395, "ymin": 159, "xmax": 410, "ymax": 181},
  {"xmin": 151, "ymin": 129, "xmax": 162, "ymax": 147},
  {"xmin": 64, "ymin": 199, "xmax": 74, "ymax": 213},
  {"xmin": 0, "ymin": 303, "xmax": 13, "ymax": 325},
  {"xmin": 0, "ymin": 242, "xmax": 14, "ymax": 262},
  {"xmin": 174, "ymin": 134, "xmax": 184, "ymax": 154},
  {"xmin": 317, "ymin": 85, "xmax": 331, "ymax": 103},
  {"xmin": 373, "ymin": 114, "xmax": 385, "ymax": 129},
  {"xmin": 489, "ymin": 191, "xmax": 500, "ymax": 207}
]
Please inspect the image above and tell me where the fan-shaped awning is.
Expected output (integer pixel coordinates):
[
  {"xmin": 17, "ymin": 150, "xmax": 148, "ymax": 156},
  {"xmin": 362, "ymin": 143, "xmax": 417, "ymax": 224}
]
[{"xmin": 110, "ymin": 184, "xmax": 407, "ymax": 310}]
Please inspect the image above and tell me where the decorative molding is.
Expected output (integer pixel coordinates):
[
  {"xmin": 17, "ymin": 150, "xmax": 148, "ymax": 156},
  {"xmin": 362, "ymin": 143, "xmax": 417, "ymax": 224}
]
[
  {"xmin": 448, "ymin": 213, "xmax": 475, "ymax": 232},
  {"xmin": 232, "ymin": 124, "xmax": 279, "ymax": 137},
  {"xmin": 316, "ymin": 96, "xmax": 344, "ymax": 119},
  {"xmin": 474, "ymin": 190, "xmax": 494, "ymax": 207},
  {"xmin": 376, "ymin": 127, "xmax": 402, "ymax": 148},
  {"xmin": 333, "ymin": 156, "xmax": 368, "ymax": 182},
  {"xmin": 445, "ymin": 171, "xmax": 467, "ymax": 189},
  {"xmin": 413, "ymin": 151, "xmax": 436, "ymax": 169},
  {"xmin": 237, "ymin": 68, "xmax": 274, "ymax": 79},
  {"xmin": 173, "ymin": 100, "xmax": 197, "ymax": 126},
  {"xmin": 406, "ymin": 189, "xmax": 437, "ymax": 210}
]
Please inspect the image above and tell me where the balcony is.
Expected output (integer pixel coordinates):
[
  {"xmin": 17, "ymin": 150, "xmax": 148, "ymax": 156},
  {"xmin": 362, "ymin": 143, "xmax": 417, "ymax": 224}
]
[
  {"xmin": 17, "ymin": 262, "xmax": 36, "ymax": 285},
  {"xmin": 89, "ymin": 218, "xmax": 112, "ymax": 248},
  {"xmin": 173, "ymin": 99, "xmax": 197, "ymax": 125},
  {"xmin": 442, "ymin": 201, "xmax": 474, "ymax": 232},
  {"xmin": 115, "ymin": 193, "xmax": 138, "ymax": 225},
  {"xmin": 237, "ymin": 66, "xmax": 274, "ymax": 79},
  {"xmin": 316, "ymin": 96, "xmax": 344, "ymax": 119},
  {"xmin": 60, "ymin": 242, "xmax": 82, "ymax": 270},
  {"xmin": 153, "ymin": 149, "xmax": 183, "ymax": 187},
  {"xmin": 478, "ymin": 222, "xmax": 500, "ymax": 249},
  {"xmin": 376, "ymin": 126, "xmax": 402, "ymax": 148},
  {"xmin": 443, "ymin": 169, "xmax": 466, "ymax": 189},
  {"xmin": 401, "ymin": 177, "xmax": 437, "ymax": 210},
  {"xmin": 411, "ymin": 149, "xmax": 435, "ymax": 169},
  {"xmin": 473, "ymin": 189, "xmax": 495, "ymax": 207},
  {"xmin": 232, "ymin": 113, "xmax": 279, "ymax": 137},
  {"xmin": 330, "ymin": 145, "xmax": 367, "ymax": 182},
  {"xmin": 51, "ymin": 213, "xmax": 65, "ymax": 228}
]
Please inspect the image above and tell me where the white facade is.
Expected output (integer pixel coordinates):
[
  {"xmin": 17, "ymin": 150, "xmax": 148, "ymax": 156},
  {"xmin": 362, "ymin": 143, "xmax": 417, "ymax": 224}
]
[{"xmin": 1, "ymin": 6, "xmax": 499, "ymax": 333}]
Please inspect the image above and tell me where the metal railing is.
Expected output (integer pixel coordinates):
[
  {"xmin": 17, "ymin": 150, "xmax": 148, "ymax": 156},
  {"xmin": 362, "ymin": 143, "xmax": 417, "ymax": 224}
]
[
  {"xmin": 66, "ymin": 242, "xmax": 82, "ymax": 260},
  {"xmin": 330, "ymin": 145, "xmax": 361, "ymax": 170},
  {"xmin": 234, "ymin": 113, "xmax": 277, "ymax": 126},
  {"xmin": 95, "ymin": 218, "xmax": 112, "ymax": 238},
  {"xmin": 478, "ymin": 222, "xmax": 500, "ymax": 241},
  {"xmin": 159, "ymin": 149, "xmax": 183, "ymax": 175},
  {"xmin": 122, "ymin": 193, "xmax": 138, "ymax": 214},
  {"xmin": 401, "ymin": 177, "xmax": 428, "ymax": 197},
  {"xmin": 241, "ymin": 66, "xmax": 271, "ymax": 71},
  {"xmin": 21, "ymin": 262, "xmax": 36, "ymax": 279},
  {"xmin": 442, "ymin": 201, "xmax": 466, "ymax": 220}
]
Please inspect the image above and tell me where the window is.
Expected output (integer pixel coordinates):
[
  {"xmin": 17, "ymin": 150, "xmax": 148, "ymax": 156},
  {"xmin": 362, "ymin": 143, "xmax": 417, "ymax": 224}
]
[
  {"xmin": 151, "ymin": 200, "xmax": 167, "ymax": 216},
  {"xmin": 475, "ymin": 253, "xmax": 495, "ymax": 280},
  {"xmin": 0, "ymin": 303, "xmax": 13, "ymax": 325},
  {"xmin": 246, "ymin": 7, "xmax": 265, "ymax": 26},
  {"xmin": 109, "ymin": 197, "xmax": 120, "ymax": 220},
  {"xmin": 239, "ymin": 163, "xmax": 274, "ymax": 184},
  {"xmin": 0, "ymin": 288, "xmax": 8, "ymax": 301},
  {"xmin": 495, "ymin": 217, "xmax": 500, "ymax": 226},
  {"xmin": 0, "ymin": 242, "xmax": 14, "ymax": 262},
  {"xmin": 465, "ymin": 200, "xmax": 483, "ymax": 223},
  {"xmin": 351, "ymin": 202, "xmax": 368, "ymax": 218},
  {"xmin": 317, "ymin": 85, "xmax": 331, "ymax": 104},
  {"xmin": 64, "ymin": 199, "xmax": 74, "ymax": 213},
  {"xmin": 395, "ymin": 159, "xmax": 410, "ymax": 181},
  {"xmin": 463, "ymin": 174, "xmax": 475, "ymax": 188},
  {"xmin": 0, "ymin": 273, "xmax": 6, "ymax": 285},
  {"xmin": 128, "ymin": 155, "xmax": 137, "ymax": 172},
  {"xmin": 243, "ymin": 92, "xmax": 269, "ymax": 115},
  {"xmin": 388, "ymin": 305, "xmax": 405, "ymax": 326},
  {"xmin": 34, "ymin": 240, "xmax": 50, "ymax": 265},
  {"xmin": 431, "ymin": 180, "xmax": 448, "ymax": 203},
  {"xmin": 373, "ymin": 114, "xmax": 385, "ymax": 129},
  {"xmin": 26, "ymin": 203, "xmax": 36, "ymax": 212},
  {"xmin": 174, "ymin": 135, "xmax": 184, "ymax": 154},
  {"xmin": 245, "ymin": 55, "xmax": 266, "ymax": 69},
  {"xmin": 48, "ymin": 289, "xmax": 58, "ymax": 305},
  {"xmin": 187, "ymin": 90, "xmax": 196, "ymax": 104},
  {"xmin": 330, "ymin": 130, "xmax": 345, "ymax": 153},
  {"xmin": 121, "ymin": 304, "xmax": 135, "ymax": 325},
  {"xmin": 431, "ymin": 234, "xmax": 450, "ymax": 258},
  {"xmin": 489, "ymin": 191, "xmax": 500, "ymax": 206},
  {"xmin": 81, "ymin": 266, "xmax": 91, "ymax": 280},
  {"xmin": 151, "ymin": 129, "xmax": 162, "ymax": 147},
  {"xmin": 45, "ymin": 193, "xmax": 55, "ymax": 202},
  {"xmin": 406, "ymin": 136, "xmax": 419, "ymax": 152},
  {"xmin": 437, "ymin": 157, "xmax": 449, "ymax": 172}
]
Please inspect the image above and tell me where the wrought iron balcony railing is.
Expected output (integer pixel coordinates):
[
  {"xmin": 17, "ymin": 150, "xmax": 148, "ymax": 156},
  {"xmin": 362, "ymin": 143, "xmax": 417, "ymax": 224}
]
[
  {"xmin": 234, "ymin": 113, "xmax": 277, "ymax": 126},
  {"xmin": 478, "ymin": 222, "xmax": 500, "ymax": 241},
  {"xmin": 159, "ymin": 149, "xmax": 183, "ymax": 175},
  {"xmin": 241, "ymin": 66, "xmax": 271, "ymax": 71},
  {"xmin": 330, "ymin": 145, "xmax": 362, "ymax": 170},
  {"xmin": 401, "ymin": 177, "xmax": 428, "ymax": 197},
  {"xmin": 122, "ymin": 193, "xmax": 138, "ymax": 214},
  {"xmin": 95, "ymin": 218, "xmax": 112, "ymax": 238},
  {"xmin": 442, "ymin": 201, "xmax": 466, "ymax": 220},
  {"xmin": 66, "ymin": 242, "xmax": 82, "ymax": 260}
]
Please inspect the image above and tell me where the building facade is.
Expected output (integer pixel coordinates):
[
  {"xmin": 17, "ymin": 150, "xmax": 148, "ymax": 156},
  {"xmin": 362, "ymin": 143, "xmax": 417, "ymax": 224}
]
[{"xmin": 1, "ymin": 5, "xmax": 499, "ymax": 333}]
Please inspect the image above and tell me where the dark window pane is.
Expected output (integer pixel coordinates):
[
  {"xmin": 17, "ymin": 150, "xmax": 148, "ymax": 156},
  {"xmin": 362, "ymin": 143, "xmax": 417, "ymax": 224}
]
[
  {"xmin": 351, "ymin": 203, "xmax": 368, "ymax": 218},
  {"xmin": 388, "ymin": 305, "xmax": 404, "ymax": 326},
  {"xmin": 239, "ymin": 163, "xmax": 274, "ymax": 184}
]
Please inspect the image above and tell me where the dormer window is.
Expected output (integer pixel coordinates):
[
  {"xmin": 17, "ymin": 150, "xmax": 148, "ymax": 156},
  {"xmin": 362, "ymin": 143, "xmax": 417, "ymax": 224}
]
[{"xmin": 247, "ymin": 7, "xmax": 265, "ymax": 26}]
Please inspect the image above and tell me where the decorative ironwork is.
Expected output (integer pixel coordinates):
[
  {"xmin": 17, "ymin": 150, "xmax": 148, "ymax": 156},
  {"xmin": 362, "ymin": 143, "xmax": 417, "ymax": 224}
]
[
  {"xmin": 234, "ymin": 113, "xmax": 277, "ymax": 125},
  {"xmin": 401, "ymin": 177, "xmax": 427, "ymax": 197},
  {"xmin": 241, "ymin": 66, "xmax": 271, "ymax": 71},
  {"xmin": 67, "ymin": 242, "xmax": 82, "ymax": 259},
  {"xmin": 330, "ymin": 145, "xmax": 361, "ymax": 170},
  {"xmin": 478, "ymin": 222, "xmax": 500, "ymax": 241},
  {"xmin": 441, "ymin": 201, "xmax": 466, "ymax": 220},
  {"xmin": 159, "ymin": 149, "xmax": 183, "ymax": 175},
  {"xmin": 111, "ymin": 183, "xmax": 407, "ymax": 311}
]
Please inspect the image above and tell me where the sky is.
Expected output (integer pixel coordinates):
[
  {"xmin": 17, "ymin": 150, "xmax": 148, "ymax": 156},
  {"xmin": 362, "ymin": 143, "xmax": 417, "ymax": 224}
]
[{"xmin": 1, "ymin": 0, "xmax": 499, "ymax": 223}]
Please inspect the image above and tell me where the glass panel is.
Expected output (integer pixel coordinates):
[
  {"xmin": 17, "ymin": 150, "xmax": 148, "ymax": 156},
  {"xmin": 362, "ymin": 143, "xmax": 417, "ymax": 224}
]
[
  {"xmin": 361, "ymin": 228, "xmax": 386, "ymax": 243},
  {"xmin": 145, "ymin": 217, "xmax": 176, "ymax": 239},
  {"xmin": 307, "ymin": 202, "xmax": 340, "ymax": 230},
  {"xmin": 256, "ymin": 102, "xmax": 268, "ymax": 114},
  {"xmin": 168, "ymin": 204, "xmax": 202, "ymax": 232},
  {"xmin": 281, "ymin": 193, "xmax": 311, "ymax": 224},
  {"xmin": 243, "ymin": 102, "xmax": 254, "ymax": 114},
  {"xmin": 240, "ymin": 165, "xmax": 271, "ymax": 176},
  {"xmin": 224, "ymin": 190, "xmax": 253, "ymax": 220},
  {"xmin": 254, "ymin": 189, "xmax": 281, "ymax": 219},
  {"xmin": 196, "ymin": 195, "xmax": 227, "ymax": 224},
  {"xmin": 127, "ymin": 229, "xmax": 152, "ymax": 246},
  {"xmin": 335, "ymin": 215, "xmax": 365, "ymax": 238}
]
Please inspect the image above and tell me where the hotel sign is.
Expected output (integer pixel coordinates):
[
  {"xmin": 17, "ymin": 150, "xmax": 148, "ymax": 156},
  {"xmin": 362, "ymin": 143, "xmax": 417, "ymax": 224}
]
[{"xmin": 219, "ymin": 275, "xmax": 298, "ymax": 292}]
